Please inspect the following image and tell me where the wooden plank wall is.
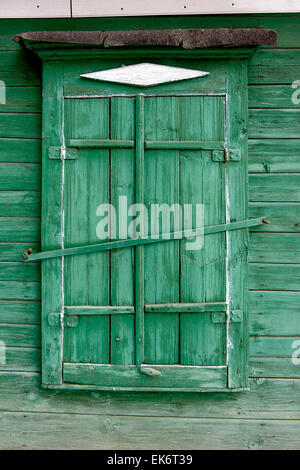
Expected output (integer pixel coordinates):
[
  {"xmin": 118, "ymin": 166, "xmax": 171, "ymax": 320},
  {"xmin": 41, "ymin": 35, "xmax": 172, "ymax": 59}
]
[{"xmin": 0, "ymin": 14, "xmax": 300, "ymax": 449}]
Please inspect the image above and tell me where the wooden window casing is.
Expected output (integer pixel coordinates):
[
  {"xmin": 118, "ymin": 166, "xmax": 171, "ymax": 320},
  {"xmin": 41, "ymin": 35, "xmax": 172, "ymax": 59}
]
[{"xmin": 25, "ymin": 46, "xmax": 254, "ymax": 391}]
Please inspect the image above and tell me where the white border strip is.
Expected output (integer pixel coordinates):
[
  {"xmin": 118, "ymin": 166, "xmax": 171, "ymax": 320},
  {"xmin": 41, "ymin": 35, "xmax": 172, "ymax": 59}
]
[
  {"xmin": 0, "ymin": 0, "xmax": 70, "ymax": 18},
  {"xmin": 72, "ymin": 0, "xmax": 300, "ymax": 17},
  {"xmin": 1, "ymin": 0, "xmax": 300, "ymax": 18}
]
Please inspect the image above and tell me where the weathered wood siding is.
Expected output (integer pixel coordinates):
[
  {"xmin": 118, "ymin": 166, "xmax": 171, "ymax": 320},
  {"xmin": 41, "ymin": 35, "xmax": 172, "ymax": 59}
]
[{"xmin": 0, "ymin": 14, "xmax": 300, "ymax": 449}]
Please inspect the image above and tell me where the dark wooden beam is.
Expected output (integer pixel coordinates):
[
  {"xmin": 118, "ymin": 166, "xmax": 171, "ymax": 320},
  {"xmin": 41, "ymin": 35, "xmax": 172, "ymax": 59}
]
[{"xmin": 13, "ymin": 28, "xmax": 277, "ymax": 49}]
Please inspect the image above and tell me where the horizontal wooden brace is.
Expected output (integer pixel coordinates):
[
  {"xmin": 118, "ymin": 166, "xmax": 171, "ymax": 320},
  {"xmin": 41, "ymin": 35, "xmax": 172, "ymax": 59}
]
[
  {"xmin": 24, "ymin": 217, "xmax": 267, "ymax": 262},
  {"xmin": 145, "ymin": 302, "xmax": 227, "ymax": 313},
  {"xmin": 67, "ymin": 139, "xmax": 135, "ymax": 149},
  {"xmin": 145, "ymin": 140, "xmax": 225, "ymax": 150},
  {"xmin": 63, "ymin": 363, "xmax": 228, "ymax": 390},
  {"xmin": 67, "ymin": 139, "xmax": 225, "ymax": 151},
  {"xmin": 64, "ymin": 306, "xmax": 134, "ymax": 315},
  {"xmin": 62, "ymin": 302, "xmax": 227, "ymax": 320},
  {"xmin": 43, "ymin": 383, "xmax": 249, "ymax": 393}
]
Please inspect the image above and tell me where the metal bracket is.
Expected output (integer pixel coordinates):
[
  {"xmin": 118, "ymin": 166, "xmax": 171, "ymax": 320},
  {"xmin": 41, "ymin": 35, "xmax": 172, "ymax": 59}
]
[
  {"xmin": 211, "ymin": 312, "xmax": 227, "ymax": 323},
  {"xmin": 212, "ymin": 149, "xmax": 241, "ymax": 162},
  {"xmin": 65, "ymin": 148, "xmax": 78, "ymax": 160},
  {"xmin": 226, "ymin": 149, "xmax": 241, "ymax": 162},
  {"xmin": 48, "ymin": 312, "xmax": 78, "ymax": 328},
  {"xmin": 212, "ymin": 150, "xmax": 225, "ymax": 162},
  {"xmin": 48, "ymin": 146, "xmax": 61, "ymax": 160},
  {"xmin": 48, "ymin": 312, "xmax": 62, "ymax": 327},
  {"xmin": 230, "ymin": 310, "xmax": 243, "ymax": 323},
  {"xmin": 211, "ymin": 310, "xmax": 242, "ymax": 324},
  {"xmin": 48, "ymin": 146, "xmax": 77, "ymax": 160},
  {"xmin": 65, "ymin": 315, "xmax": 79, "ymax": 328}
]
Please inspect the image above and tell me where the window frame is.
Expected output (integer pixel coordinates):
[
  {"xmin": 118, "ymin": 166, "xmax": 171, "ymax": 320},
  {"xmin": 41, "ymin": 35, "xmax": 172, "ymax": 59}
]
[{"xmin": 30, "ymin": 46, "xmax": 252, "ymax": 391}]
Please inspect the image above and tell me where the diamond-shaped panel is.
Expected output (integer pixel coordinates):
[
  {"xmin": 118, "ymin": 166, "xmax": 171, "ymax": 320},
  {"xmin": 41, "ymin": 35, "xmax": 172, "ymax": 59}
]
[{"xmin": 80, "ymin": 63, "xmax": 209, "ymax": 87}]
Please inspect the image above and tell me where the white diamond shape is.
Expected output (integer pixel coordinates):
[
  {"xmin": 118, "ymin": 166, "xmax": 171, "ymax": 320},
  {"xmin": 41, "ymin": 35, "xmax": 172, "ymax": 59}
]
[{"xmin": 80, "ymin": 63, "xmax": 209, "ymax": 87}]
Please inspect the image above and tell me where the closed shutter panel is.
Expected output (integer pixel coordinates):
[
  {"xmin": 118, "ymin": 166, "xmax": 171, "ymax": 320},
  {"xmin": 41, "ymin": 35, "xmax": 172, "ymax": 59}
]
[
  {"xmin": 61, "ymin": 94, "xmax": 229, "ymax": 389},
  {"xmin": 143, "ymin": 96, "xmax": 226, "ymax": 368}
]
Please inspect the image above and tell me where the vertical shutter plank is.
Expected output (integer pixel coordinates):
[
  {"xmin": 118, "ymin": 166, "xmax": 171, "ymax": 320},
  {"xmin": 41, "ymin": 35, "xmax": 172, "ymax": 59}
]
[
  {"xmin": 63, "ymin": 98, "xmax": 110, "ymax": 364},
  {"xmin": 135, "ymin": 95, "xmax": 145, "ymax": 366},
  {"xmin": 110, "ymin": 97, "xmax": 135, "ymax": 365},
  {"xmin": 180, "ymin": 96, "xmax": 227, "ymax": 366},
  {"xmin": 41, "ymin": 62, "xmax": 64, "ymax": 385},
  {"xmin": 226, "ymin": 60, "xmax": 249, "ymax": 389},
  {"xmin": 144, "ymin": 97, "xmax": 180, "ymax": 364}
]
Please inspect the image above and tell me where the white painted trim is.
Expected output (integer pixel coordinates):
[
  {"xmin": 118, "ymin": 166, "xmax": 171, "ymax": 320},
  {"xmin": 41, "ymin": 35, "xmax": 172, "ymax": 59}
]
[
  {"xmin": 225, "ymin": 92, "xmax": 230, "ymax": 368},
  {"xmin": 72, "ymin": 0, "xmax": 300, "ymax": 17},
  {"xmin": 81, "ymin": 63, "xmax": 209, "ymax": 88},
  {"xmin": 0, "ymin": 0, "xmax": 300, "ymax": 18},
  {"xmin": 0, "ymin": 0, "xmax": 71, "ymax": 18}
]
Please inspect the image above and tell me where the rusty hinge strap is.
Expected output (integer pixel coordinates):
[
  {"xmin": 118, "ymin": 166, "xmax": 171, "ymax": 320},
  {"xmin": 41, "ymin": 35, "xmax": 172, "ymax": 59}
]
[{"xmin": 24, "ymin": 217, "xmax": 268, "ymax": 262}]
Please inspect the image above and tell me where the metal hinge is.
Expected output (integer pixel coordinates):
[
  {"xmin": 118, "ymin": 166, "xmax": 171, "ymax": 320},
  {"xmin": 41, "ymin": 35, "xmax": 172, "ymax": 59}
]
[
  {"xmin": 211, "ymin": 310, "xmax": 243, "ymax": 324},
  {"xmin": 48, "ymin": 146, "xmax": 78, "ymax": 161},
  {"xmin": 48, "ymin": 312, "xmax": 78, "ymax": 328},
  {"xmin": 212, "ymin": 149, "xmax": 241, "ymax": 162}
]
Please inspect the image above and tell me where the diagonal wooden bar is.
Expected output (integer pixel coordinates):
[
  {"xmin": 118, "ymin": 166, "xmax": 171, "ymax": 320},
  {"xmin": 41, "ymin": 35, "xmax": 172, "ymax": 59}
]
[{"xmin": 23, "ymin": 217, "xmax": 267, "ymax": 262}]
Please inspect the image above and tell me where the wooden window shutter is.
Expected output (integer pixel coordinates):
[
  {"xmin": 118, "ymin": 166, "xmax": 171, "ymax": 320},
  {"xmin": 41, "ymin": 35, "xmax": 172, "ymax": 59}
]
[{"xmin": 21, "ymin": 43, "xmax": 268, "ymax": 392}]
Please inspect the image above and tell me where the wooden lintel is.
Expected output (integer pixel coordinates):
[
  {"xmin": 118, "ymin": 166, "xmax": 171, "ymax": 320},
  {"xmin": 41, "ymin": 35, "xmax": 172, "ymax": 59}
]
[{"xmin": 13, "ymin": 28, "xmax": 277, "ymax": 50}]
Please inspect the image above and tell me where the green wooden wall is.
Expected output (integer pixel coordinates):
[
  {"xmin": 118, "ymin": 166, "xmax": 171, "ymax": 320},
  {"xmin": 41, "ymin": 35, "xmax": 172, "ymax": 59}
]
[{"xmin": 0, "ymin": 14, "xmax": 300, "ymax": 449}]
